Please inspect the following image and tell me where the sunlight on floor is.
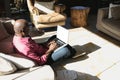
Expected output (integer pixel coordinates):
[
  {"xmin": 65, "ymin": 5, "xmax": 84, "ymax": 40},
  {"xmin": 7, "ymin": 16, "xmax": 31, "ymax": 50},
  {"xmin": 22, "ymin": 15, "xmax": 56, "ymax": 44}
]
[{"xmin": 30, "ymin": 26, "xmax": 120, "ymax": 80}]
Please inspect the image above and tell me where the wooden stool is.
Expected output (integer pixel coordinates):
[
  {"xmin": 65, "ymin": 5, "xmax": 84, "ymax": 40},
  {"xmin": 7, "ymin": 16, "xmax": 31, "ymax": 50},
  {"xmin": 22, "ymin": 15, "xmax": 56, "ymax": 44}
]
[{"xmin": 71, "ymin": 6, "xmax": 90, "ymax": 27}]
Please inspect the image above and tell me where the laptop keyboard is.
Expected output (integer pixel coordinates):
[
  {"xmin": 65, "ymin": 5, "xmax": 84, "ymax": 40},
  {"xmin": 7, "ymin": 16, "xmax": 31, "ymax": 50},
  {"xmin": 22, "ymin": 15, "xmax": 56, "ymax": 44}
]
[{"xmin": 56, "ymin": 39, "xmax": 65, "ymax": 47}]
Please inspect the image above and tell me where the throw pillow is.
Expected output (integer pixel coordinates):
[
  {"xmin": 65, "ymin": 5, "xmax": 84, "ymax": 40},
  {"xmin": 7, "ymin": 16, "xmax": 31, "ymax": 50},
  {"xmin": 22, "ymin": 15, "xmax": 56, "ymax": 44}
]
[
  {"xmin": 0, "ymin": 36, "xmax": 14, "ymax": 54},
  {"xmin": 0, "ymin": 21, "xmax": 9, "ymax": 41},
  {"xmin": 3, "ymin": 20, "xmax": 15, "ymax": 35},
  {"xmin": 108, "ymin": 3, "xmax": 120, "ymax": 18},
  {"xmin": 0, "ymin": 56, "xmax": 17, "ymax": 75},
  {"xmin": 111, "ymin": 6, "xmax": 120, "ymax": 20},
  {"xmin": 34, "ymin": 1, "xmax": 55, "ymax": 14},
  {"xmin": 0, "ymin": 53, "xmax": 37, "ymax": 69},
  {"xmin": 36, "ymin": 1, "xmax": 55, "ymax": 10}
]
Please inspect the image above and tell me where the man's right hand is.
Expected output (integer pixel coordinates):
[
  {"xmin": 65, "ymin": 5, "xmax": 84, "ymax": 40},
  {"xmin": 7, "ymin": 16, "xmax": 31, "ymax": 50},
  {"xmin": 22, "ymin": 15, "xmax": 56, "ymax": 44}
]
[
  {"xmin": 48, "ymin": 41, "xmax": 58, "ymax": 51},
  {"xmin": 45, "ymin": 41, "xmax": 58, "ymax": 57}
]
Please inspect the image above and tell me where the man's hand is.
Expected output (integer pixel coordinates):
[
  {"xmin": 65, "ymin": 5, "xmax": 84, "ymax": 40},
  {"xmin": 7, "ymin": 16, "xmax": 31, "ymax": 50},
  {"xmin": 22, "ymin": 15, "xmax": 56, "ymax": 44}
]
[
  {"xmin": 48, "ymin": 41, "xmax": 58, "ymax": 51},
  {"xmin": 45, "ymin": 41, "xmax": 58, "ymax": 57}
]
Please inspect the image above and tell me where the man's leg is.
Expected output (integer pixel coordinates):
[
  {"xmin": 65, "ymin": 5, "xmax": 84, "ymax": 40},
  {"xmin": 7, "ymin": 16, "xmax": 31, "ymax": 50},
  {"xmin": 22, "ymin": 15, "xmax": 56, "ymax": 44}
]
[
  {"xmin": 46, "ymin": 45, "xmax": 76, "ymax": 64},
  {"xmin": 51, "ymin": 47, "xmax": 71, "ymax": 61}
]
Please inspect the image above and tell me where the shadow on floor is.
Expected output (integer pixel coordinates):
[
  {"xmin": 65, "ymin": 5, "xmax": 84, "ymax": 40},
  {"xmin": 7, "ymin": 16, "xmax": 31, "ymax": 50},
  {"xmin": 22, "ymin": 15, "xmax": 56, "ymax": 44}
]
[
  {"xmin": 52, "ymin": 42, "xmax": 101, "ymax": 80},
  {"xmin": 80, "ymin": 42, "xmax": 101, "ymax": 54},
  {"xmin": 52, "ymin": 42, "xmax": 101, "ymax": 70},
  {"xmin": 56, "ymin": 69, "xmax": 100, "ymax": 80}
]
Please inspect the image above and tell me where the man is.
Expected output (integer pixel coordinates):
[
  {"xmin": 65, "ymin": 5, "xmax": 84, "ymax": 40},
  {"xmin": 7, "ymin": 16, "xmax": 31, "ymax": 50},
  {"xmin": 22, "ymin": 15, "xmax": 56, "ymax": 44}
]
[{"xmin": 13, "ymin": 19, "xmax": 75, "ymax": 65}]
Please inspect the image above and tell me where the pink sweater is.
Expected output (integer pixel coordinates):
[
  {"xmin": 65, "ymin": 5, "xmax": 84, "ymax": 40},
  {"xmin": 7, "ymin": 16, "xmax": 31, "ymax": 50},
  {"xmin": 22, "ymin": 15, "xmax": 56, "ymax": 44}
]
[{"xmin": 13, "ymin": 36, "xmax": 48, "ymax": 65}]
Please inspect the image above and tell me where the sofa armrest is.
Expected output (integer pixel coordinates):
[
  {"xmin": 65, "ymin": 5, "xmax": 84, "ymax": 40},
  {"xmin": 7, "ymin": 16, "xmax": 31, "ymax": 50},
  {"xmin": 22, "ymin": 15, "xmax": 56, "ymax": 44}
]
[{"xmin": 96, "ymin": 7, "xmax": 109, "ymax": 27}]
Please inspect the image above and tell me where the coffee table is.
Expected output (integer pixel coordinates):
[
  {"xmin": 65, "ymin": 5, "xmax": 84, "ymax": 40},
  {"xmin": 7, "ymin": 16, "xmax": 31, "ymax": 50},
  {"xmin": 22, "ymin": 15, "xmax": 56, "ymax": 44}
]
[{"xmin": 32, "ymin": 27, "xmax": 120, "ymax": 80}]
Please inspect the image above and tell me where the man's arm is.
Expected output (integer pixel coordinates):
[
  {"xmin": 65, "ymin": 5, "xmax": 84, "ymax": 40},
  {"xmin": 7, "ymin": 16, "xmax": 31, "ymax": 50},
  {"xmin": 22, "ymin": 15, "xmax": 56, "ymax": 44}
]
[{"xmin": 22, "ymin": 40, "xmax": 57, "ymax": 65}]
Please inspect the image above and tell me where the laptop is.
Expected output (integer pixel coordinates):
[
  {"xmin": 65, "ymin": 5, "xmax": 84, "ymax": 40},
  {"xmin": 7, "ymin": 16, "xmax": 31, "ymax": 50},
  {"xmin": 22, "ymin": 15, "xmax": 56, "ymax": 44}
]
[
  {"xmin": 54, "ymin": 26, "xmax": 86, "ymax": 58},
  {"xmin": 54, "ymin": 25, "xmax": 70, "ymax": 52}
]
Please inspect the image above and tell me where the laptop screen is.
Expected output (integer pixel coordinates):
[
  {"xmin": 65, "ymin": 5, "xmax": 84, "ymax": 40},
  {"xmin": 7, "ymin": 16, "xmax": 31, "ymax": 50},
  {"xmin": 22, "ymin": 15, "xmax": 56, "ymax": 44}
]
[{"xmin": 57, "ymin": 25, "xmax": 69, "ymax": 43}]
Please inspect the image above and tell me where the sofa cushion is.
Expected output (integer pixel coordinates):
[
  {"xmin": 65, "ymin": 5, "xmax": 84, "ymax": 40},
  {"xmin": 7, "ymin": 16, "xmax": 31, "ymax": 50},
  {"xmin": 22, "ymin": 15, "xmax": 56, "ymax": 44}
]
[
  {"xmin": 111, "ymin": 6, "xmax": 120, "ymax": 20},
  {"xmin": 0, "ymin": 21, "xmax": 9, "ymax": 41},
  {"xmin": 102, "ymin": 18, "xmax": 120, "ymax": 36},
  {"xmin": 108, "ymin": 3, "xmax": 120, "ymax": 18},
  {"xmin": 0, "ymin": 53, "xmax": 37, "ymax": 69},
  {"xmin": 35, "ymin": 12, "xmax": 66, "ymax": 23},
  {"xmin": 0, "ymin": 36, "xmax": 14, "ymax": 54},
  {"xmin": 0, "ymin": 56, "xmax": 17, "ymax": 75}
]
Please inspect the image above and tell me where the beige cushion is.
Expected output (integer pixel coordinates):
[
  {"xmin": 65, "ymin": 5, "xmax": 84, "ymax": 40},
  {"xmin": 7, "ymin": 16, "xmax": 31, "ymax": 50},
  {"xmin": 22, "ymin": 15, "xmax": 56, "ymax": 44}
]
[
  {"xmin": 111, "ymin": 6, "xmax": 120, "ymax": 20},
  {"xmin": 108, "ymin": 3, "xmax": 120, "ymax": 18},
  {"xmin": 36, "ymin": 20, "xmax": 65, "ymax": 28},
  {"xmin": 0, "ymin": 56, "xmax": 17, "ymax": 75},
  {"xmin": 0, "ymin": 21, "xmax": 9, "ymax": 41},
  {"xmin": 35, "ymin": 12, "xmax": 66, "ymax": 23},
  {"xmin": 0, "ymin": 53, "xmax": 37, "ymax": 69}
]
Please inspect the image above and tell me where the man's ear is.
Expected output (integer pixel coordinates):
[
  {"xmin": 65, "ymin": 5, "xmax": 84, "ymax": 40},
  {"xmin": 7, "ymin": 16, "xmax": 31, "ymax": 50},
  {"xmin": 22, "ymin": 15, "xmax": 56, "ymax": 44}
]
[{"xmin": 11, "ymin": 20, "xmax": 15, "ymax": 25}]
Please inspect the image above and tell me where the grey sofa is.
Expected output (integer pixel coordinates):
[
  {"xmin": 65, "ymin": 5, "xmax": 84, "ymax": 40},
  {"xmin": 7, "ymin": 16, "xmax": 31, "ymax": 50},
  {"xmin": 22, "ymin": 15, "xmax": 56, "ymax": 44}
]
[{"xmin": 96, "ymin": 7, "xmax": 120, "ymax": 41}]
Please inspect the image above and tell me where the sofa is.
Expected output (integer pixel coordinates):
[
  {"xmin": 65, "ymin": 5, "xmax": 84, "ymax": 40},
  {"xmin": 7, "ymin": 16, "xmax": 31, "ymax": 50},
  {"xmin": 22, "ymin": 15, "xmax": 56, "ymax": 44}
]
[
  {"xmin": 0, "ymin": 18, "xmax": 55, "ymax": 80},
  {"xmin": 96, "ymin": 6, "xmax": 120, "ymax": 41}
]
